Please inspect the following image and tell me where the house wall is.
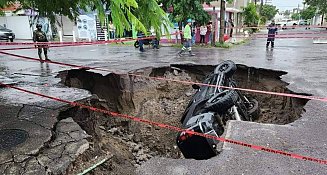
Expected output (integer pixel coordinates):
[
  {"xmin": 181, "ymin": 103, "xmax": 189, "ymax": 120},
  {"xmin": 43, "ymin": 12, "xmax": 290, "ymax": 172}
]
[{"xmin": 0, "ymin": 16, "xmax": 32, "ymax": 39}]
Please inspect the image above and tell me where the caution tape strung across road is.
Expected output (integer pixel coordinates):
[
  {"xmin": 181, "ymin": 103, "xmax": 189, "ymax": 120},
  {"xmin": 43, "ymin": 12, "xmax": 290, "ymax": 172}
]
[
  {"xmin": 0, "ymin": 82, "xmax": 326, "ymax": 165},
  {"xmin": 0, "ymin": 32, "xmax": 179, "ymax": 46},
  {"xmin": 224, "ymin": 25, "xmax": 327, "ymax": 30},
  {"xmin": 0, "ymin": 51, "xmax": 326, "ymax": 103}
]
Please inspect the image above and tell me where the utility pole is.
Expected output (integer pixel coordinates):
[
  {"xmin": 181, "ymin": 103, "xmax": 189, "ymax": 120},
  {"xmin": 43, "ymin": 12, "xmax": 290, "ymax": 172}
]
[
  {"xmin": 212, "ymin": 6, "xmax": 216, "ymax": 46},
  {"xmin": 219, "ymin": 0, "xmax": 226, "ymax": 43},
  {"xmin": 297, "ymin": 4, "xmax": 300, "ymax": 21}
]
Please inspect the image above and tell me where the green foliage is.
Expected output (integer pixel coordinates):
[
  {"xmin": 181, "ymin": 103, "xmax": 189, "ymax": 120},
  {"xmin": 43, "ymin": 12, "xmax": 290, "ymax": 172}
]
[
  {"xmin": 260, "ymin": 4, "xmax": 278, "ymax": 20},
  {"xmin": 215, "ymin": 42, "xmax": 232, "ymax": 48},
  {"xmin": 0, "ymin": 0, "xmax": 171, "ymax": 37},
  {"xmin": 243, "ymin": 3, "xmax": 259, "ymax": 27},
  {"xmin": 284, "ymin": 10, "xmax": 291, "ymax": 16},
  {"xmin": 305, "ymin": 0, "xmax": 327, "ymax": 15},
  {"xmin": 159, "ymin": 0, "xmax": 211, "ymax": 25},
  {"xmin": 259, "ymin": 16, "xmax": 267, "ymax": 25},
  {"xmin": 159, "ymin": 0, "xmax": 234, "ymax": 26},
  {"xmin": 291, "ymin": 13, "xmax": 301, "ymax": 20},
  {"xmin": 301, "ymin": 6, "xmax": 317, "ymax": 20}
]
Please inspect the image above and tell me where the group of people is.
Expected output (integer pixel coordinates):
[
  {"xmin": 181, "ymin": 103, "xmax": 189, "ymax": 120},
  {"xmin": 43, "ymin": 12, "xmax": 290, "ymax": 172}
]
[{"xmin": 32, "ymin": 19, "xmax": 279, "ymax": 62}]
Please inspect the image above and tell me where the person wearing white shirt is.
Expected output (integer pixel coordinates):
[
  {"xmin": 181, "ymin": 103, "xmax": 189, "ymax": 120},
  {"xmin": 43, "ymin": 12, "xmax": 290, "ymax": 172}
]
[
  {"xmin": 200, "ymin": 24, "xmax": 207, "ymax": 45},
  {"xmin": 108, "ymin": 21, "xmax": 116, "ymax": 40}
]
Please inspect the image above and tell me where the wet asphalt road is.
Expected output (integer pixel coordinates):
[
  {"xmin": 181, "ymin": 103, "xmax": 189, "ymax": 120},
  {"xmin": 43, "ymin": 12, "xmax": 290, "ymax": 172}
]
[
  {"xmin": 0, "ymin": 28, "xmax": 327, "ymax": 174},
  {"xmin": 1, "ymin": 28, "xmax": 327, "ymax": 97}
]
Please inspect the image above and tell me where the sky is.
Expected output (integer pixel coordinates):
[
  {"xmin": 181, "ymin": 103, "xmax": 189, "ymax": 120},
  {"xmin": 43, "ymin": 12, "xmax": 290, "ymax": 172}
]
[{"xmin": 271, "ymin": 0, "xmax": 304, "ymax": 11}]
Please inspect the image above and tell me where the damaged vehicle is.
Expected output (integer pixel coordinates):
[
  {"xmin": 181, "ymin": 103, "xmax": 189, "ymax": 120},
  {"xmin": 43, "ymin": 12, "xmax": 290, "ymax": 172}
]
[{"xmin": 177, "ymin": 60, "xmax": 260, "ymax": 160}]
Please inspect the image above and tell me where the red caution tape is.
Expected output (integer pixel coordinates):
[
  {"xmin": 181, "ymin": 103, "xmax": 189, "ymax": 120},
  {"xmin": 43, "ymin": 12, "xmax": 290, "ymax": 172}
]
[
  {"xmin": 0, "ymin": 32, "xmax": 179, "ymax": 46},
  {"xmin": 253, "ymin": 31, "xmax": 327, "ymax": 36},
  {"xmin": 224, "ymin": 25, "xmax": 327, "ymax": 30},
  {"xmin": 0, "ymin": 51, "xmax": 326, "ymax": 103},
  {"xmin": 0, "ymin": 82, "xmax": 326, "ymax": 165}
]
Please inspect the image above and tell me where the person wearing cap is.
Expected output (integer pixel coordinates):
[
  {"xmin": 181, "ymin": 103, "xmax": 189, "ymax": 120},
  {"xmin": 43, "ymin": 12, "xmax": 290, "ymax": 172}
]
[
  {"xmin": 178, "ymin": 19, "xmax": 195, "ymax": 56},
  {"xmin": 33, "ymin": 24, "xmax": 50, "ymax": 62},
  {"xmin": 266, "ymin": 20, "xmax": 278, "ymax": 48}
]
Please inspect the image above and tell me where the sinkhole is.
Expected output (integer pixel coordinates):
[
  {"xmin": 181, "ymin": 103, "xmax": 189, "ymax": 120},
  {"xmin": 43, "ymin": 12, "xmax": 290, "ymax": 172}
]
[{"xmin": 57, "ymin": 64, "xmax": 309, "ymax": 174}]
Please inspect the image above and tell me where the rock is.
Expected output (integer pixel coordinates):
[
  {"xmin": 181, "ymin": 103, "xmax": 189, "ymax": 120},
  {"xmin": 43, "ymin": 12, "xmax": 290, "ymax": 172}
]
[
  {"xmin": 138, "ymin": 154, "xmax": 147, "ymax": 161},
  {"xmin": 146, "ymin": 154, "xmax": 153, "ymax": 159},
  {"xmin": 13, "ymin": 154, "xmax": 29, "ymax": 163},
  {"xmin": 0, "ymin": 152, "xmax": 13, "ymax": 165},
  {"xmin": 23, "ymin": 158, "xmax": 47, "ymax": 174},
  {"xmin": 127, "ymin": 134, "xmax": 134, "ymax": 141},
  {"xmin": 109, "ymin": 128, "xmax": 119, "ymax": 135},
  {"xmin": 173, "ymin": 70, "xmax": 179, "ymax": 76},
  {"xmin": 128, "ymin": 142, "xmax": 137, "ymax": 148},
  {"xmin": 185, "ymin": 92, "xmax": 193, "ymax": 97},
  {"xmin": 4, "ymin": 163, "xmax": 23, "ymax": 175},
  {"xmin": 133, "ymin": 144, "xmax": 142, "ymax": 152},
  {"xmin": 99, "ymin": 126, "xmax": 106, "ymax": 131}
]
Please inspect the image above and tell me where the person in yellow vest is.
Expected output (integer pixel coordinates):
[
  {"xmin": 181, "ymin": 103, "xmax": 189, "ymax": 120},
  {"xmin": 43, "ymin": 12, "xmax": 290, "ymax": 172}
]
[{"xmin": 178, "ymin": 19, "xmax": 195, "ymax": 56}]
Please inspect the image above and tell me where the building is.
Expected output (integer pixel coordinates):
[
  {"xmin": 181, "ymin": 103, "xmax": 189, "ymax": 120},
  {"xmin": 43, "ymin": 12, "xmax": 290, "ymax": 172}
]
[
  {"xmin": 0, "ymin": 3, "xmax": 50, "ymax": 40},
  {"xmin": 201, "ymin": 0, "xmax": 250, "ymax": 43}
]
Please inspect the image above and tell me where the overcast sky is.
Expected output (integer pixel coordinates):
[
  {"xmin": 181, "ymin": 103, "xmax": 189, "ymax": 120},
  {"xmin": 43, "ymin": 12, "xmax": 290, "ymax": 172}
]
[{"xmin": 271, "ymin": 0, "xmax": 304, "ymax": 11}]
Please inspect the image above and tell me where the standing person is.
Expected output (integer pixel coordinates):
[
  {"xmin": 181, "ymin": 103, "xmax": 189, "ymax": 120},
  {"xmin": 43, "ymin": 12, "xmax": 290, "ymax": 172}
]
[
  {"xmin": 266, "ymin": 20, "xmax": 278, "ymax": 48},
  {"xmin": 229, "ymin": 19, "xmax": 234, "ymax": 37},
  {"xmin": 200, "ymin": 24, "xmax": 207, "ymax": 45},
  {"xmin": 33, "ymin": 24, "xmax": 49, "ymax": 62},
  {"xmin": 191, "ymin": 27, "xmax": 196, "ymax": 45},
  {"xmin": 207, "ymin": 22, "xmax": 213, "ymax": 44},
  {"xmin": 108, "ymin": 21, "xmax": 116, "ymax": 40},
  {"xmin": 178, "ymin": 19, "xmax": 195, "ymax": 56},
  {"xmin": 137, "ymin": 31, "xmax": 145, "ymax": 52}
]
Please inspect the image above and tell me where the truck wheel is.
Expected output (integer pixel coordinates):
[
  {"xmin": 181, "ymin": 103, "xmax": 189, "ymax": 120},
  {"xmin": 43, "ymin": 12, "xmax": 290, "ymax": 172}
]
[
  {"xmin": 247, "ymin": 98, "xmax": 260, "ymax": 120},
  {"xmin": 10, "ymin": 39, "xmax": 14, "ymax": 42},
  {"xmin": 214, "ymin": 60, "xmax": 237, "ymax": 78},
  {"xmin": 204, "ymin": 90, "xmax": 239, "ymax": 114}
]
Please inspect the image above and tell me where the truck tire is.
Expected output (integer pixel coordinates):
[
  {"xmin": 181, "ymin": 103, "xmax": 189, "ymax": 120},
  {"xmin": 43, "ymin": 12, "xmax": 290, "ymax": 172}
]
[
  {"xmin": 214, "ymin": 60, "xmax": 237, "ymax": 78},
  {"xmin": 247, "ymin": 98, "xmax": 260, "ymax": 120},
  {"xmin": 204, "ymin": 90, "xmax": 239, "ymax": 114}
]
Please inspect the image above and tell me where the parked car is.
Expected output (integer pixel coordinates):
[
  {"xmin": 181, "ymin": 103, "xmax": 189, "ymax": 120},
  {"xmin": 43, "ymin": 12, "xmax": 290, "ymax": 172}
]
[
  {"xmin": 299, "ymin": 20, "xmax": 309, "ymax": 26},
  {"xmin": 176, "ymin": 61, "xmax": 260, "ymax": 160},
  {"xmin": 277, "ymin": 19, "xmax": 298, "ymax": 29},
  {"xmin": 0, "ymin": 25, "xmax": 15, "ymax": 42}
]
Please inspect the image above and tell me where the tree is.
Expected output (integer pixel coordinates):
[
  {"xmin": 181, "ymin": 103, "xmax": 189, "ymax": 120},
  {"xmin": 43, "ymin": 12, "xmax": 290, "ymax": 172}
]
[
  {"xmin": 284, "ymin": 10, "xmax": 291, "ymax": 16},
  {"xmin": 291, "ymin": 13, "xmax": 301, "ymax": 20},
  {"xmin": 305, "ymin": 0, "xmax": 327, "ymax": 24},
  {"xmin": 301, "ymin": 6, "xmax": 317, "ymax": 20},
  {"xmin": 159, "ymin": 0, "xmax": 211, "ymax": 26},
  {"xmin": 159, "ymin": 0, "xmax": 233, "ymax": 27},
  {"xmin": 243, "ymin": 3, "xmax": 259, "ymax": 27},
  {"xmin": 259, "ymin": 4, "xmax": 278, "ymax": 24},
  {"xmin": 0, "ymin": 0, "xmax": 171, "ymax": 36},
  {"xmin": 260, "ymin": 4, "xmax": 278, "ymax": 20}
]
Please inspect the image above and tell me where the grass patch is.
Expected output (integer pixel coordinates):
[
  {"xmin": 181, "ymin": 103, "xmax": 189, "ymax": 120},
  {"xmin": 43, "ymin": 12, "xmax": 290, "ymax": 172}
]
[
  {"xmin": 215, "ymin": 42, "xmax": 233, "ymax": 48},
  {"xmin": 108, "ymin": 41, "xmax": 134, "ymax": 46}
]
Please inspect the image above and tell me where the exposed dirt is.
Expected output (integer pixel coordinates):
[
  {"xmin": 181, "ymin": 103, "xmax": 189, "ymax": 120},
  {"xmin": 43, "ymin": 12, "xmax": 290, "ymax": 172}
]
[{"xmin": 56, "ymin": 64, "xmax": 309, "ymax": 175}]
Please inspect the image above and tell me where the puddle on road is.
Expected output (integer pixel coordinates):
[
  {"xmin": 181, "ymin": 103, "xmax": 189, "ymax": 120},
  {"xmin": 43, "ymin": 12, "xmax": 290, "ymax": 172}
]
[{"xmin": 57, "ymin": 64, "xmax": 309, "ymax": 174}]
